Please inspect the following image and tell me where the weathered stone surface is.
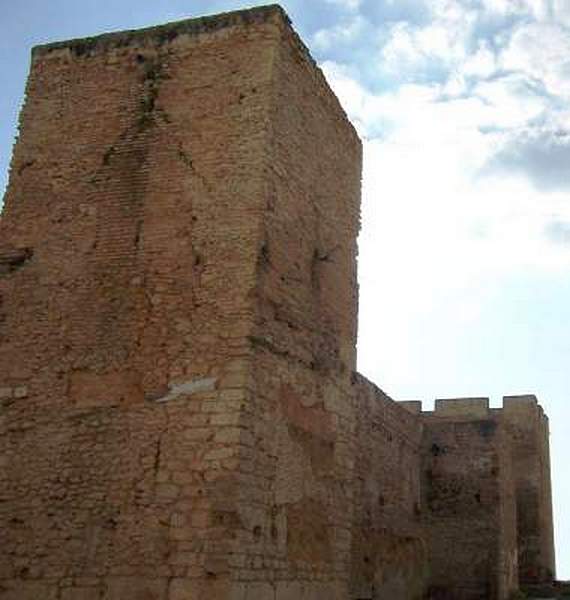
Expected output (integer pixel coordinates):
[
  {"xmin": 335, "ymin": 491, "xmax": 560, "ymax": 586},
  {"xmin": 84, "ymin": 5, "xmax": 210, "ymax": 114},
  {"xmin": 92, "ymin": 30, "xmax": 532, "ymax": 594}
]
[
  {"xmin": 416, "ymin": 395, "xmax": 555, "ymax": 599},
  {"xmin": 503, "ymin": 396, "xmax": 556, "ymax": 584},
  {"xmin": 0, "ymin": 581, "xmax": 58, "ymax": 600},
  {"xmin": 104, "ymin": 577, "xmax": 168, "ymax": 600},
  {"xmin": 61, "ymin": 588, "xmax": 101, "ymax": 600},
  {"xmin": 0, "ymin": 4, "xmax": 555, "ymax": 600}
]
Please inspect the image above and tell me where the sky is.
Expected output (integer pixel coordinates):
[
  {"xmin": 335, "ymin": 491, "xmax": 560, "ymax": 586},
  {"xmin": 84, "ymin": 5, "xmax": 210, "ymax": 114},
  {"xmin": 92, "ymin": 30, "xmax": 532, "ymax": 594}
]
[{"xmin": 1, "ymin": 0, "xmax": 569, "ymax": 579}]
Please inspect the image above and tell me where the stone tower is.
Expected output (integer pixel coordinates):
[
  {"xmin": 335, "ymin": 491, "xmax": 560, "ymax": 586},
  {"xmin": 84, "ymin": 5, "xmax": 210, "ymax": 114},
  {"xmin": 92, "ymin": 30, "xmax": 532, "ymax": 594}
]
[
  {"xmin": 502, "ymin": 396, "xmax": 556, "ymax": 583},
  {"xmin": 0, "ymin": 5, "xmax": 364, "ymax": 599},
  {"xmin": 401, "ymin": 396, "xmax": 556, "ymax": 598}
]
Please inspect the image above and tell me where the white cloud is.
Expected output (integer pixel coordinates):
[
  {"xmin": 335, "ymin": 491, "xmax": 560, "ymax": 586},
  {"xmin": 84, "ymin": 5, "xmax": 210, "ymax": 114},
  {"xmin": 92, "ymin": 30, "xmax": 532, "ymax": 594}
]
[
  {"xmin": 319, "ymin": 2, "xmax": 570, "ymax": 575},
  {"xmin": 312, "ymin": 15, "xmax": 367, "ymax": 51},
  {"xmin": 500, "ymin": 22, "xmax": 570, "ymax": 98},
  {"xmin": 481, "ymin": 0, "xmax": 549, "ymax": 19},
  {"xmin": 316, "ymin": 1, "xmax": 570, "ymax": 418},
  {"xmin": 381, "ymin": 18, "xmax": 470, "ymax": 74},
  {"xmin": 462, "ymin": 40, "xmax": 497, "ymax": 78},
  {"xmin": 378, "ymin": 0, "xmax": 478, "ymax": 78},
  {"xmin": 321, "ymin": 58, "xmax": 570, "ymax": 306},
  {"xmin": 474, "ymin": 74, "xmax": 547, "ymax": 128},
  {"xmin": 324, "ymin": 0, "xmax": 362, "ymax": 10},
  {"xmin": 552, "ymin": 0, "xmax": 570, "ymax": 26}
]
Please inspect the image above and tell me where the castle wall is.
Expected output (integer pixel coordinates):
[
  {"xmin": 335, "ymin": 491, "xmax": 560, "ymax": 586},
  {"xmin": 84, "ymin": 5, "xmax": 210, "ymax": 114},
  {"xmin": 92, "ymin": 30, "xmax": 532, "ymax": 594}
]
[
  {"xmin": 350, "ymin": 377, "xmax": 427, "ymax": 600},
  {"xmin": 419, "ymin": 399, "xmax": 518, "ymax": 600},
  {"xmin": 1, "ymin": 9, "xmax": 278, "ymax": 402},
  {"xmin": 502, "ymin": 396, "xmax": 556, "ymax": 583},
  {"xmin": 410, "ymin": 395, "xmax": 556, "ymax": 600}
]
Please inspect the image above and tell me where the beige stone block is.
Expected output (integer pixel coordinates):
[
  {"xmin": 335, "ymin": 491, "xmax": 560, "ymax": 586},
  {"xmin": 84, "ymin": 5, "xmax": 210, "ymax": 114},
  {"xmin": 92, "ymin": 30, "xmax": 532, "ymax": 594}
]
[
  {"xmin": 155, "ymin": 483, "xmax": 180, "ymax": 501},
  {"xmin": 191, "ymin": 510, "xmax": 210, "ymax": 528},
  {"xmin": 184, "ymin": 428, "xmax": 212, "ymax": 441},
  {"xmin": 201, "ymin": 401, "xmax": 224, "ymax": 413},
  {"xmin": 243, "ymin": 582, "xmax": 275, "ymax": 599},
  {"xmin": 302, "ymin": 582, "xmax": 341, "ymax": 600},
  {"xmin": 75, "ymin": 578, "xmax": 101, "ymax": 587},
  {"xmin": 204, "ymin": 447, "xmax": 234, "ymax": 461},
  {"xmin": 172, "ymin": 471, "xmax": 196, "ymax": 485},
  {"xmin": 219, "ymin": 372, "xmax": 247, "ymax": 388},
  {"xmin": 156, "ymin": 470, "xmax": 171, "ymax": 483},
  {"xmin": 0, "ymin": 387, "xmax": 12, "ymax": 399},
  {"xmin": 221, "ymin": 457, "xmax": 240, "ymax": 471},
  {"xmin": 227, "ymin": 583, "xmax": 247, "ymax": 600},
  {"xmin": 219, "ymin": 389, "xmax": 246, "ymax": 402},
  {"xmin": 210, "ymin": 412, "xmax": 241, "ymax": 426},
  {"xmin": 104, "ymin": 577, "xmax": 168, "ymax": 600},
  {"xmin": 170, "ymin": 578, "xmax": 231, "ymax": 600},
  {"xmin": 168, "ymin": 551, "xmax": 197, "ymax": 566},
  {"xmin": 170, "ymin": 528, "xmax": 194, "ymax": 542},
  {"xmin": 214, "ymin": 427, "xmax": 242, "ymax": 444},
  {"xmin": 170, "ymin": 512, "xmax": 188, "ymax": 528},
  {"xmin": 276, "ymin": 581, "xmax": 304, "ymax": 600},
  {"xmin": 13, "ymin": 386, "xmax": 28, "ymax": 399},
  {"xmin": 61, "ymin": 587, "xmax": 101, "ymax": 600},
  {"xmin": 323, "ymin": 382, "xmax": 351, "ymax": 419},
  {"xmin": 0, "ymin": 581, "xmax": 58, "ymax": 600}
]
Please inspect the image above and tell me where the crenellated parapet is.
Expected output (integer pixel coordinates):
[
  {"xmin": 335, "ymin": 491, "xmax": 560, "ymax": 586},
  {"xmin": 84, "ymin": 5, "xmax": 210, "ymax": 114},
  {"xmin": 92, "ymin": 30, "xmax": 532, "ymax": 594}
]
[
  {"xmin": 401, "ymin": 394, "xmax": 550, "ymax": 423},
  {"xmin": 399, "ymin": 393, "xmax": 556, "ymax": 593}
]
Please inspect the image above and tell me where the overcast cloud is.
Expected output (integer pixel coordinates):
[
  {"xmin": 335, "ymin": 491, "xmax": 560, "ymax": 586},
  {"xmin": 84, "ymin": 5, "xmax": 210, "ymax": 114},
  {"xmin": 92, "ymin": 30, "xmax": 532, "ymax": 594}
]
[{"xmin": 307, "ymin": 0, "xmax": 570, "ymax": 275}]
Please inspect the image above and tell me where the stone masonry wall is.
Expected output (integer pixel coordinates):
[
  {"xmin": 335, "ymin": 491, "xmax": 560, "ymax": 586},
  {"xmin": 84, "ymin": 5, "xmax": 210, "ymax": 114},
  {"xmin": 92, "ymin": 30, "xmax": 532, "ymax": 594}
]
[
  {"xmin": 402, "ymin": 395, "xmax": 555, "ymax": 600},
  {"xmin": 351, "ymin": 378, "xmax": 426, "ymax": 600},
  {"xmin": 0, "ymin": 7, "xmax": 284, "ymax": 600},
  {"xmin": 419, "ymin": 399, "xmax": 518, "ymax": 600},
  {"xmin": 502, "ymin": 396, "xmax": 556, "ymax": 583},
  {"xmin": 214, "ymin": 16, "xmax": 425, "ymax": 598},
  {"xmin": 0, "ymin": 5, "xmax": 429, "ymax": 600}
]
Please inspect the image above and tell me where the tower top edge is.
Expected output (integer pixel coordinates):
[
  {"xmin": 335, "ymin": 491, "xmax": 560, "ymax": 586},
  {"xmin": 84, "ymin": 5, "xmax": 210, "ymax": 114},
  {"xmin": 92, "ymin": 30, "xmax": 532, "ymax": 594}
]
[{"xmin": 32, "ymin": 4, "xmax": 289, "ymax": 58}]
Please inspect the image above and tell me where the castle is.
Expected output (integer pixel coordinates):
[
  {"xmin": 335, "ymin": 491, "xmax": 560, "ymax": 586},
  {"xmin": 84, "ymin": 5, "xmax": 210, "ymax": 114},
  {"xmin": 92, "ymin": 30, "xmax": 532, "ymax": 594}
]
[{"xmin": 0, "ymin": 5, "xmax": 555, "ymax": 599}]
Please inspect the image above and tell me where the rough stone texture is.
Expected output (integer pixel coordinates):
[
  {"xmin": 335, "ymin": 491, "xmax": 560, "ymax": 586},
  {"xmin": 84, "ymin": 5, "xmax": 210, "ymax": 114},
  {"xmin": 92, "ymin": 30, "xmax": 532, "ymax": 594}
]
[
  {"xmin": 0, "ymin": 6, "xmax": 309, "ymax": 599},
  {"xmin": 420, "ymin": 401, "xmax": 518, "ymax": 599},
  {"xmin": 415, "ymin": 396, "xmax": 555, "ymax": 599},
  {"xmin": 351, "ymin": 378, "xmax": 426, "ymax": 600},
  {"xmin": 0, "ymin": 4, "xmax": 556, "ymax": 600},
  {"xmin": 502, "ymin": 396, "xmax": 556, "ymax": 584}
]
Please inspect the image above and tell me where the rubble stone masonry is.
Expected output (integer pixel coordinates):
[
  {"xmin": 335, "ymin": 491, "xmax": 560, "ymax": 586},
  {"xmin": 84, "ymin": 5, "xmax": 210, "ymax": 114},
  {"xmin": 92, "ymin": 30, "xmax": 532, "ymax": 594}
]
[
  {"xmin": 0, "ymin": 4, "xmax": 556, "ymax": 600},
  {"xmin": 401, "ymin": 396, "xmax": 556, "ymax": 599}
]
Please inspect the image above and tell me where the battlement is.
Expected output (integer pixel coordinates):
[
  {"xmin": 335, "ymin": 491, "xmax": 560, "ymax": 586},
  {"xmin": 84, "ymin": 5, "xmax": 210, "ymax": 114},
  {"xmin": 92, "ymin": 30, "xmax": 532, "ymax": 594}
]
[
  {"xmin": 434, "ymin": 396, "xmax": 489, "ymax": 418},
  {"xmin": 405, "ymin": 392, "xmax": 555, "ymax": 589},
  {"xmin": 399, "ymin": 400, "xmax": 422, "ymax": 414},
  {"xmin": 400, "ymin": 395, "xmax": 547, "ymax": 421}
]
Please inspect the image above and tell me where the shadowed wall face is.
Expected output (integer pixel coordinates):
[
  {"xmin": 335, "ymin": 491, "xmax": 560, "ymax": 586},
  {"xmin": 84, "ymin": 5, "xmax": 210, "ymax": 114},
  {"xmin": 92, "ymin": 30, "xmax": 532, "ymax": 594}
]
[
  {"xmin": 421, "ymin": 414, "xmax": 518, "ymax": 600},
  {"xmin": 503, "ymin": 396, "xmax": 556, "ymax": 584},
  {"xmin": 351, "ymin": 379, "xmax": 426, "ymax": 600},
  {"xmin": 417, "ymin": 396, "xmax": 555, "ymax": 600}
]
